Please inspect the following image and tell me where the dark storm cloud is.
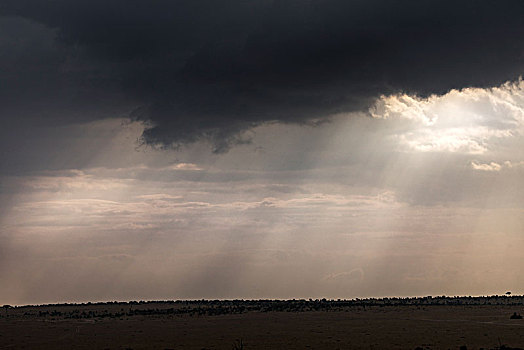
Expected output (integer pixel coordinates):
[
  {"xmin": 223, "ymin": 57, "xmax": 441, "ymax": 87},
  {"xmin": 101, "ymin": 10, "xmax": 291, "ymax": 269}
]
[{"xmin": 1, "ymin": 0, "xmax": 524, "ymax": 151}]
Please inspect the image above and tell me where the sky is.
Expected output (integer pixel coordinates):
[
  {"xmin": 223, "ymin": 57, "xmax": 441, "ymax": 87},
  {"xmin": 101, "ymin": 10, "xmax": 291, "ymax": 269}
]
[{"xmin": 1, "ymin": 0, "xmax": 524, "ymax": 305}]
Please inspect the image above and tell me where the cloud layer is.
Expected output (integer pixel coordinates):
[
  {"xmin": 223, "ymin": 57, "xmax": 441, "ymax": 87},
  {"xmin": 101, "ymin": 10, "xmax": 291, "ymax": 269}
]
[{"xmin": 1, "ymin": 0, "xmax": 524, "ymax": 150}]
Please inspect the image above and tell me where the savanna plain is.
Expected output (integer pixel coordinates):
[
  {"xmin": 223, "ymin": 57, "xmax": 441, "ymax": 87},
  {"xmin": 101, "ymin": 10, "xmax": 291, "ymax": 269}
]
[{"xmin": 2, "ymin": 297, "xmax": 524, "ymax": 349}]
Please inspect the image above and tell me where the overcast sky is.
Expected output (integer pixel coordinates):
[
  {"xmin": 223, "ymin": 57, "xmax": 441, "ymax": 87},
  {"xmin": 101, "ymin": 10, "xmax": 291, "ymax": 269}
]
[{"xmin": 1, "ymin": 1, "xmax": 524, "ymax": 305}]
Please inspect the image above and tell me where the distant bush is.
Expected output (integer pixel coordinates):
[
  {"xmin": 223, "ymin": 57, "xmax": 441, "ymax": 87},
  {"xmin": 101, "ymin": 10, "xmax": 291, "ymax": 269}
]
[{"xmin": 232, "ymin": 338, "xmax": 244, "ymax": 350}]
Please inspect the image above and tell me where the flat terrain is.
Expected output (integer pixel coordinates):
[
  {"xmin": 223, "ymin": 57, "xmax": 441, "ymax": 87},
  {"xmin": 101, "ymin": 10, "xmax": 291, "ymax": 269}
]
[{"xmin": 1, "ymin": 299, "xmax": 524, "ymax": 349}]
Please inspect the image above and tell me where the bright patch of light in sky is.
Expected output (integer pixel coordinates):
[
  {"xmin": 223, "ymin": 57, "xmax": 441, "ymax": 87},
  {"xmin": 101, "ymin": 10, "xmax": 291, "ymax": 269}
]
[{"xmin": 371, "ymin": 79, "xmax": 524, "ymax": 154}]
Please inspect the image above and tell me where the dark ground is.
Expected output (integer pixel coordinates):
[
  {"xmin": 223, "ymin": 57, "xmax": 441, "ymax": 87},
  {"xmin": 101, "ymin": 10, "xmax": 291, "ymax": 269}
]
[{"xmin": 1, "ymin": 297, "xmax": 524, "ymax": 349}]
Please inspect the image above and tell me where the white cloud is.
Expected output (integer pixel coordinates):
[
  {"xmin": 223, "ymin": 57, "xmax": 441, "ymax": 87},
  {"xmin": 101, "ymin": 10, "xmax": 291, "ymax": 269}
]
[
  {"xmin": 471, "ymin": 161, "xmax": 502, "ymax": 171},
  {"xmin": 503, "ymin": 160, "xmax": 524, "ymax": 169},
  {"xmin": 166, "ymin": 163, "xmax": 203, "ymax": 171},
  {"xmin": 471, "ymin": 160, "xmax": 524, "ymax": 171},
  {"xmin": 371, "ymin": 79, "xmax": 524, "ymax": 154}
]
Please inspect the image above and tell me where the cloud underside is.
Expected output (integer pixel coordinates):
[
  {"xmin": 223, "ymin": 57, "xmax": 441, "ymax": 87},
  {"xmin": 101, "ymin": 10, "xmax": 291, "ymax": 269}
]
[{"xmin": 1, "ymin": 0, "xmax": 524, "ymax": 151}]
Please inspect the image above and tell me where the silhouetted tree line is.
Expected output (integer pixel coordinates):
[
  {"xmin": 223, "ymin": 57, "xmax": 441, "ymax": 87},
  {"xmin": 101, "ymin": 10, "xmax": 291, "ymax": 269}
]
[
  {"xmin": 3, "ymin": 295, "xmax": 524, "ymax": 320},
  {"xmin": 16, "ymin": 295, "xmax": 524, "ymax": 308}
]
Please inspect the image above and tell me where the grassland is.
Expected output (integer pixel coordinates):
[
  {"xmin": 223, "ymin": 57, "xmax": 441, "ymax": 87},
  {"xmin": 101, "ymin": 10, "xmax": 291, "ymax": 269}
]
[{"xmin": 2, "ymin": 297, "xmax": 524, "ymax": 349}]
